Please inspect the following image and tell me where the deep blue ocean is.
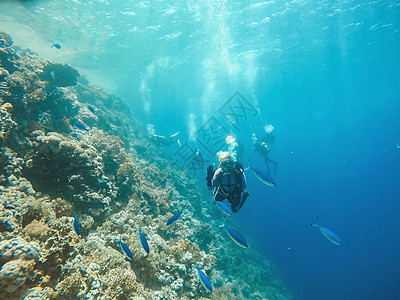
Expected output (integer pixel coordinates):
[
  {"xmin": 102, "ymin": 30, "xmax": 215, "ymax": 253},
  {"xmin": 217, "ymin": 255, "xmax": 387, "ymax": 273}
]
[{"xmin": 1, "ymin": 0, "xmax": 399, "ymax": 299}]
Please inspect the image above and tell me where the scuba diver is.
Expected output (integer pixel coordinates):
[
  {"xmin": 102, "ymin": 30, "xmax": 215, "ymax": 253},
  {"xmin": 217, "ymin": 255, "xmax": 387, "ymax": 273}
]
[
  {"xmin": 150, "ymin": 131, "xmax": 180, "ymax": 147},
  {"xmin": 189, "ymin": 149, "xmax": 209, "ymax": 175},
  {"xmin": 263, "ymin": 124, "xmax": 275, "ymax": 145},
  {"xmin": 206, "ymin": 151, "xmax": 249, "ymax": 213},
  {"xmin": 252, "ymin": 134, "xmax": 278, "ymax": 175}
]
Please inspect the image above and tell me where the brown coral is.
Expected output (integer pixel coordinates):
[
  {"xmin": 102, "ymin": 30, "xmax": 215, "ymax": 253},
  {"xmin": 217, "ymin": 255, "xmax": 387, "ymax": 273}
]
[{"xmin": 22, "ymin": 219, "xmax": 50, "ymax": 241}]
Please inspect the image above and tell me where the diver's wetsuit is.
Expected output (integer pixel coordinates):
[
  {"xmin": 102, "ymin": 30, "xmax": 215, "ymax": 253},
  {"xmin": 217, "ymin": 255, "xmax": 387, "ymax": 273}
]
[{"xmin": 210, "ymin": 163, "xmax": 248, "ymax": 212}]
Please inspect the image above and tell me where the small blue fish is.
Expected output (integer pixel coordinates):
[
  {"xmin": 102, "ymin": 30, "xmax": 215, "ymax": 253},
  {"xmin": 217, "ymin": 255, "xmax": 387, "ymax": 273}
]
[
  {"xmin": 194, "ymin": 265, "xmax": 212, "ymax": 293},
  {"xmin": 311, "ymin": 218, "xmax": 342, "ymax": 246},
  {"xmin": 43, "ymin": 87, "xmax": 56, "ymax": 96},
  {"xmin": 135, "ymin": 228, "xmax": 149, "ymax": 255},
  {"xmin": 73, "ymin": 216, "xmax": 80, "ymax": 236},
  {"xmin": 74, "ymin": 121, "xmax": 89, "ymax": 132},
  {"xmin": 117, "ymin": 238, "xmax": 133, "ymax": 260},
  {"xmin": 87, "ymin": 105, "xmax": 95, "ymax": 114},
  {"xmin": 214, "ymin": 201, "xmax": 233, "ymax": 216},
  {"xmin": 39, "ymin": 112, "xmax": 46, "ymax": 123},
  {"xmin": 70, "ymin": 132, "xmax": 79, "ymax": 139},
  {"xmin": 247, "ymin": 160, "xmax": 276, "ymax": 186},
  {"xmin": 51, "ymin": 41, "xmax": 61, "ymax": 49},
  {"xmin": 99, "ymin": 175, "xmax": 110, "ymax": 184},
  {"xmin": 218, "ymin": 224, "xmax": 248, "ymax": 248},
  {"xmin": 166, "ymin": 208, "xmax": 184, "ymax": 226}
]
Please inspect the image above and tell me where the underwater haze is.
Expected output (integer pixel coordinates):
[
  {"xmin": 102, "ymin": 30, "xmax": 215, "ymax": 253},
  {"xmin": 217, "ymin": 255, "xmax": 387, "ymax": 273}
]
[{"xmin": 1, "ymin": 0, "xmax": 400, "ymax": 299}]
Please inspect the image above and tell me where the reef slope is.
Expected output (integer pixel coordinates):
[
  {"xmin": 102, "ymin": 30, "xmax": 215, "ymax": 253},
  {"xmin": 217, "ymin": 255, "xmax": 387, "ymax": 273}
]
[{"xmin": 0, "ymin": 32, "xmax": 289, "ymax": 300}]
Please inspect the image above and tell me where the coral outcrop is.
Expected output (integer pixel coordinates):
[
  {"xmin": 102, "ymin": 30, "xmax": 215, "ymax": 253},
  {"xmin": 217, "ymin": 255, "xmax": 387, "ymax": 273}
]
[
  {"xmin": 0, "ymin": 32, "xmax": 289, "ymax": 299},
  {"xmin": 39, "ymin": 63, "xmax": 79, "ymax": 88}
]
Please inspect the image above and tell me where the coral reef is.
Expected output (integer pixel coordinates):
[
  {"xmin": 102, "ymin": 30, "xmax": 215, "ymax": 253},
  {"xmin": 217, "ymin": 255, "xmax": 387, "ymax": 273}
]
[
  {"xmin": 39, "ymin": 63, "xmax": 79, "ymax": 88},
  {"xmin": 0, "ymin": 32, "xmax": 13, "ymax": 48},
  {"xmin": 0, "ymin": 102, "xmax": 17, "ymax": 144},
  {"xmin": 0, "ymin": 32, "xmax": 289, "ymax": 299}
]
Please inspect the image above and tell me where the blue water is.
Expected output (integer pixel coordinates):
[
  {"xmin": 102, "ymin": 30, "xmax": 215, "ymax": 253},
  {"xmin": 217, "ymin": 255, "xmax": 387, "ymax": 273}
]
[{"xmin": 1, "ymin": 0, "xmax": 400, "ymax": 299}]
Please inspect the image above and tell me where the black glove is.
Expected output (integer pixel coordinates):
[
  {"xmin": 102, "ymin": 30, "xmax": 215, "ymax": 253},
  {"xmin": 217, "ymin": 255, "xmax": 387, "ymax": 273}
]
[{"xmin": 206, "ymin": 165, "xmax": 214, "ymax": 187}]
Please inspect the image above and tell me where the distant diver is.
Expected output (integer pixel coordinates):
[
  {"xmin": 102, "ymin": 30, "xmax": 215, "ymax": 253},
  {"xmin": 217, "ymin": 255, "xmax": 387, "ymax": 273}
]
[
  {"xmin": 252, "ymin": 132, "xmax": 278, "ymax": 175},
  {"xmin": 150, "ymin": 131, "xmax": 180, "ymax": 146},
  {"xmin": 206, "ymin": 151, "xmax": 249, "ymax": 213},
  {"xmin": 189, "ymin": 149, "xmax": 209, "ymax": 175},
  {"xmin": 51, "ymin": 41, "xmax": 61, "ymax": 49}
]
